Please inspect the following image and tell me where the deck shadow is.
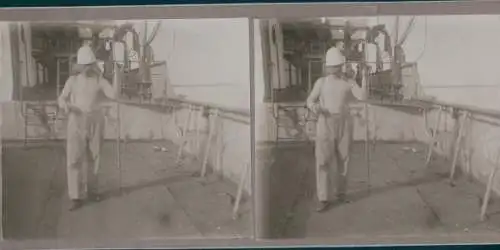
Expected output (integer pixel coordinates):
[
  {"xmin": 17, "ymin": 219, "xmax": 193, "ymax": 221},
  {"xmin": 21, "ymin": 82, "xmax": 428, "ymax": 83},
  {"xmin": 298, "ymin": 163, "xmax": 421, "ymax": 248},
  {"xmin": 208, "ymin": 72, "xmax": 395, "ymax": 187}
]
[
  {"xmin": 282, "ymin": 169, "xmax": 449, "ymax": 238},
  {"xmin": 95, "ymin": 171, "xmax": 198, "ymax": 202}
]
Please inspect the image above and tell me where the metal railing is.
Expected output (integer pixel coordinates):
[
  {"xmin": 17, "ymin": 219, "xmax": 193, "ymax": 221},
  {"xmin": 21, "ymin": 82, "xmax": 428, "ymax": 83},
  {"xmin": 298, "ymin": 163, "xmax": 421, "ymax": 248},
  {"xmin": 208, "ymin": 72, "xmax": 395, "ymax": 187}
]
[
  {"xmin": 166, "ymin": 96, "xmax": 250, "ymax": 219},
  {"xmin": 412, "ymin": 97, "xmax": 500, "ymax": 221}
]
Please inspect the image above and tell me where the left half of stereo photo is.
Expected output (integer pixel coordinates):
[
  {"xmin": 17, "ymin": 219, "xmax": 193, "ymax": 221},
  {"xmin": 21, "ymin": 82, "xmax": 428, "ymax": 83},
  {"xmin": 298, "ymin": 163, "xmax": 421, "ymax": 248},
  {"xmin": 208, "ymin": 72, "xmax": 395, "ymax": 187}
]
[{"xmin": 0, "ymin": 18, "xmax": 253, "ymax": 241}]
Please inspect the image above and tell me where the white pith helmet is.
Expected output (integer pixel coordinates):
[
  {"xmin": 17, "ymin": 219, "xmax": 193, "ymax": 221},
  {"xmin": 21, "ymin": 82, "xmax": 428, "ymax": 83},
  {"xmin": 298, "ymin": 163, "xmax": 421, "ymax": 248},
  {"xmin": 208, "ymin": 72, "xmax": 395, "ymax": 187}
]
[
  {"xmin": 78, "ymin": 27, "xmax": 93, "ymax": 39},
  {"xmin": 325, "ymin": 46, "xmax": 345, "ymax": 67},
  {"xmin": 77, "ymin": 44, "xmax": 97, "ymax": 65}
]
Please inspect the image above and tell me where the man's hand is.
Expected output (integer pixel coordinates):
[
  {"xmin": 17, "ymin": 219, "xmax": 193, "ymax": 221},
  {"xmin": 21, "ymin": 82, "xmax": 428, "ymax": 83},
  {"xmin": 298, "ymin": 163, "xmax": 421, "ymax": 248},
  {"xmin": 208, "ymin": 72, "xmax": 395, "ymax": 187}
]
[
  {"xmin": 59, "ymin": 102, "xmax": 69, "ymax": 114},
  {"xmin": 59, "ymin": 102, "xmax": 83, "ymax": 115},
  {"xmin": 307, "ymin": 103, "xmax": 320, "ymax": 114},
  {"xmin": 345, "ymin": 63, "xmax": 356, "ymax": 79},
  {"xmin": 67, "ymin": 104, "xmax": 83, "ymax": 115}
]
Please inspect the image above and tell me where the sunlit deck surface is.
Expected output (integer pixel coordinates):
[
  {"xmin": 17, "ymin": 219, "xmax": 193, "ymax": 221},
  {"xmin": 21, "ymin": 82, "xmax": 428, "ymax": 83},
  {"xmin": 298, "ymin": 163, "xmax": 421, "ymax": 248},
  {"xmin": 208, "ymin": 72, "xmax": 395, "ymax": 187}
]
[
  {"xmin": 3, "ymin": 140, "xmax": 251, "ymax": 240},
  {"xmin": 264, "ymin": 142, "xmax": 500, "ymax": 239}
]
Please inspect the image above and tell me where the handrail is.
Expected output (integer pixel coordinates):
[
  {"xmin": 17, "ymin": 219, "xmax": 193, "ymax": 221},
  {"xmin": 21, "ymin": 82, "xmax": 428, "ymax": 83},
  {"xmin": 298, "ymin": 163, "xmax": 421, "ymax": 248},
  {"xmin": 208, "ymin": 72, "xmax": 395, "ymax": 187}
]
[
  {"xmin": 422, "ymin": 85, "xmax": 500, "ymax": 89},
  {"xmin": 116, "ymin": 97, "xmax": 250, "ymax": 126},
  {"xmin": 28, "ymin": 97, "xmax": 250, "ymax": 120},
  {"xmin": 167, "ymin": 97, "xmax": 251, "ymax": 118},
  {"xmin": 417, "ymin": 98, "xmax": 500, "ymax": 120}
]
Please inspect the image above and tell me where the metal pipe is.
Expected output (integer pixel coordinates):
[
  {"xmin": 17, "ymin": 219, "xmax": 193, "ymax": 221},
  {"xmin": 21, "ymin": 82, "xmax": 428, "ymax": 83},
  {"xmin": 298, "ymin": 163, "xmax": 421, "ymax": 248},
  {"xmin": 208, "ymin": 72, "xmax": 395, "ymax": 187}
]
[
  {"xmin": 113, "ymin": 60, "xmax": 122, "ymax": 193},
  {"xmin": 252, "ymin": 18, "xmax": 272, "ymax": 239},
  {"xmin": 364, "ymin": 103, "xmax": 371, "ymax": 191},
  {"xmin": 450, "ymin": 111, "xmax": 469, "ymax": 184}
]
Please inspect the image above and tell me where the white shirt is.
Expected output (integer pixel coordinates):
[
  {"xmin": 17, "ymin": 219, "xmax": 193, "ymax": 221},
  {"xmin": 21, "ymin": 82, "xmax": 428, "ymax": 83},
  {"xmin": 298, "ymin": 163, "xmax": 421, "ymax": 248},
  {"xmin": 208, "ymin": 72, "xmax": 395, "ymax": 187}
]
[
  {"xmin": 58, "ymin": 74, "xmax": 116, "ymax": 114},
  {"xmin": 306, "ymin": 75, "xmax": 364, "ymax": 115}
]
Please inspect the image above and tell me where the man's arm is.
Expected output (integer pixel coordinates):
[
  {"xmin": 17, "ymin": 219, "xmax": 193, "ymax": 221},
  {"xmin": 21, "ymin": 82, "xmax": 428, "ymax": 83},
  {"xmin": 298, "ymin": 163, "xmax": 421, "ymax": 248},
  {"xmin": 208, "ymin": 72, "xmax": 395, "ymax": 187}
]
[
  {"xmin": 306, "ymin": 78, "xmax": 322, "ymax": 110},
  {"xmin": 57, "ymin": 77, "xmax": 74, "ymax": 112},
  {"xmin": 99, "ymin": 76, "xmax": 119, "ymax": 101},
  {"xmin": 347, "ymin": 78, "xmax": 365, "ymax": 103}
]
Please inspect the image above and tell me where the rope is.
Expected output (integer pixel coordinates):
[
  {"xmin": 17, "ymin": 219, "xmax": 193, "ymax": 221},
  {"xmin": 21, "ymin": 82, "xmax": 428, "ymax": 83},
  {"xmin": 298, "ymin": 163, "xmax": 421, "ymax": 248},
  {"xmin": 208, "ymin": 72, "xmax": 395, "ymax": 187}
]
[
  {"xmin": 145, "ymin": 21, "xmax": 161, "ymax": 46},
  {"xmin": 414, "ymin": 16, "xmax": 428, "ymax": 62},
  {"xmin": 397, "ymin": 17, "xmax": 417, "ymax": 46}
]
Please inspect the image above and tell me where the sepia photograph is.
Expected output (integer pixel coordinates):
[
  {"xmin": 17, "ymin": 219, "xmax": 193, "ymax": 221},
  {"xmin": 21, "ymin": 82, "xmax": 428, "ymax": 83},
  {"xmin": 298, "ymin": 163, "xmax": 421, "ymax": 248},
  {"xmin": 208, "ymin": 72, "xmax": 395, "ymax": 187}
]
[
  {"xmin": 254, "ymin": 15, "xmax": 500, "ymax": 240},
  {"xmin": 0, "ymin": 18, "xmax": 252, "ymax": 240}
]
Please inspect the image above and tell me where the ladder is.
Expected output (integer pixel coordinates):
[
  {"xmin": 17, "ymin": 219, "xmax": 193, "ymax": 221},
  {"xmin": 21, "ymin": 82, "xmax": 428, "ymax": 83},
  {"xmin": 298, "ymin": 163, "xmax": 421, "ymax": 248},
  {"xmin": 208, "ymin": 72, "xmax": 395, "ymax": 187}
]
[
  {"xmin": 23, "ymin": 101, "xmax": 63, "ymax": 146},
  {"xmin": 274, "ymin": 42, "xmax": 326, "ymax": 143},
  {"xmin": 55, "ymin": 54, "xmax": 76, "ymax": 98}
]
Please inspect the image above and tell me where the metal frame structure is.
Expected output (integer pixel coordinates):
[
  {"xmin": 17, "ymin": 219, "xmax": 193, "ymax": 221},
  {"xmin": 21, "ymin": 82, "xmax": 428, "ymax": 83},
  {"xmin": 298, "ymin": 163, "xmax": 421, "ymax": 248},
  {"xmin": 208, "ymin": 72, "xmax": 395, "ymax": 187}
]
[
  {"xmin": 270, "ymin": 19, "xmax": 389, "ymax": 143},
  {"xmin": 20, "ymin": 21, "xmax": 164, "ymax": 146}
]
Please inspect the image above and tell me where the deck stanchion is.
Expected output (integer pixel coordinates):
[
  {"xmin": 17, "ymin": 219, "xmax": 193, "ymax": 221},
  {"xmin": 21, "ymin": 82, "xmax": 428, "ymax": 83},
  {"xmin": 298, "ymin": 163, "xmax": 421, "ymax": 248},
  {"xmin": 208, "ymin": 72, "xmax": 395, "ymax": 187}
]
[
  {"xmin": 481, "ymin": 148, "xmax": 500, "ymax": 221},
  {"xmin": 215, "ymin": 118, "xmax": 223, "ymax": 172},
  {"xmin": 176, "ymin": 104, "xmax": 193, "ymax": 165},
  {"xmin": 426, "ymin": 106, "xmax": 443, "ymax": 167},
  {"xmin": 114, "ymin": 61, "xmax": 122, "ymax": 192},
  {"xmin": 194, "ymin": 107, "xmax": 201, "ymax": 156},
  {"xmin": 201, "ymin": 109, "xmax": 219, "ymax": 177},
  {"xmin": 364, "ymin": 102, "xmax": 371, "ymax": 191},
  {"xmin": 450, "ymin": 110, "xmax": 470, "ymax": 185},
  {"xmin": 233, "ymin": 162, "xmax": 250, "ymax": 219},
  {"xmin": 465, "ymin": 147, "xmax": 473, "ymax": 181}
]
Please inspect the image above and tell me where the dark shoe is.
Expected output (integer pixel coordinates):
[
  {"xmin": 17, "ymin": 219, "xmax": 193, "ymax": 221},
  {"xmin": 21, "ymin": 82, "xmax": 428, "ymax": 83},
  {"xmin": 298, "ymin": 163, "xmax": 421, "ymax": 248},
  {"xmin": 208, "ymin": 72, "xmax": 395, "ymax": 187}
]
[
  {"xmin": 337, "ymin": 194, "xmax": 350, "ymax": 204},
  {"xmin": 69, "ymin": 199, "xmax": 84, "ymax": 211},
  {"xmin": 316, "ymin": 201, "xmax": 330, "ymax": 212},
  {"xmin": 88, "ymin": 193, "xmax": 102, "ymax": 202}
]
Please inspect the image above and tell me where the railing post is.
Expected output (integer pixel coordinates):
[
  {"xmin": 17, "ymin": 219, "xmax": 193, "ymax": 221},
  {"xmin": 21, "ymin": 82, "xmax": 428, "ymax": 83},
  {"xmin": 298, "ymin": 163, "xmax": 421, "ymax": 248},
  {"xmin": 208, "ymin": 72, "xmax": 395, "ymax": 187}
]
[
  {"xmin": 450, "ymin": 110, "xmax": 469, "ymax": 186},
  {"xmin": 252, "ymin": 18, "xmax": 272, "ymax": 239},
  {"xmin": 201, "ymin": 108, "xmax": 219, "ymax": 177},
  {"xmin": 254, "ymin": 142, "xmax": 272, "ymax": 238},
  {"xmin": 426, "ymin": 106, "xmax": 442, "ymax": 167},
  {"xmin": 364, "ymin": 103, "xmax": 371, "ymax": 191},
  {"xmin": 0, "ymin": 107, "xmax": 3, "ymax": 239},
  {"xmin": 481, "ymin": 148, "xmax": 500, "ymax": 221}
]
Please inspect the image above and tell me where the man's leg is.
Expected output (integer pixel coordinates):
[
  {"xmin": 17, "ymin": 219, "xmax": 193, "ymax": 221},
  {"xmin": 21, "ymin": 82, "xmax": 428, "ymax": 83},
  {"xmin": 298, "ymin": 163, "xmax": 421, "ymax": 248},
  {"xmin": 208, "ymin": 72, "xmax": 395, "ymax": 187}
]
[
  {"xmin": 66, "ymin": 115, "xmax": 86, "ymax": 210},
  {"xmin": 316, "ymin": 138, "xmax": 335, "ymax": 212},
  {"xmin": 87, "ymin": 114, "xmax": 104, "ymax": 201},
  {"xmin": 335, "ymin": 152, "xmax": 348, "ymax": 202},
  {"xmin": 66, "ymin": 147, "xmax": 85, "ymax": 200},
  {"xmin": 336, "ymin": 116, "xmax": 354, "ymax": 202},
  {"xmin": 85, "ymin": 146, "xmax": 100, "ymax": 201}
]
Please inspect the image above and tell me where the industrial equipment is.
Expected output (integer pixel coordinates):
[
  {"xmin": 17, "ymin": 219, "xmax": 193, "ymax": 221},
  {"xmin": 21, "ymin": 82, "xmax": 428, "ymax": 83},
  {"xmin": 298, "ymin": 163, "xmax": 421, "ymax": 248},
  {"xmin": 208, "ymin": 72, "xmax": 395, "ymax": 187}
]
[
  {"xmin": 17, "ymin": 21, "xmax": 167, "ymax": 145},
  {"xmin": 260, "ymin": 17, "xmax": 420, "ymax": 143}
]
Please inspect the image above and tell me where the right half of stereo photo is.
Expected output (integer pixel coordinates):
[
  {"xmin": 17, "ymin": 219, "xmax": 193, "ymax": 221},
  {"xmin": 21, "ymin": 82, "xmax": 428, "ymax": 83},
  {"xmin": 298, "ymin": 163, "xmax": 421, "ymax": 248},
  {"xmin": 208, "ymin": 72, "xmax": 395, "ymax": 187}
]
[{"xmin": 253, "ymin": 15, "xmax": 500, "ymax": 242}]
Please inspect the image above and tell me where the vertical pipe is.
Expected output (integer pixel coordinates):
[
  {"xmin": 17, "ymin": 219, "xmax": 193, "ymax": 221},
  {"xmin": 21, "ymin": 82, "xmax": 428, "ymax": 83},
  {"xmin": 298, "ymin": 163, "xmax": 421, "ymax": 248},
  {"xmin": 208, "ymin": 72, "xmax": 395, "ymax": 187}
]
[
  {"xmin": 426, "ymin": 107, "xmax": 442, "ymax": 166},
  {"xmin": 364, "ymin": 103, "xmax": 371, "ymax": 191},
  {"xmin": 308, "ymin": 61, "xmax": 312, "ymax": 93},
  {"xmin": 392, "ymin": 16, "xmax": 400, "ymax": 102},
  {"xmin": 481, "ymin": 149, "xmax": 500, "ymax": 221},
  {"xmin": 273, "ymin": 20, "xmax": 282, "ymax": 143},
  {"xmin": 215, "ymin": 120, "xmax": 223, "ymax": 173},
  {"xmin": 176, "ymin": 105, "xmax": 192, "ymax": 164},
  {"xmin": 23, "ymin": 103, "xmax": 27, "ymax": 146},
  {"xmin": 201, "ymin": 109, "xmax": 217, "ymax": 177},
  {"xmin": 274, "ymin": 22, "xmax": 282, "ymax": 91},
  {"xmin": 0, "ymin": 106, "xmax": 2, "ymax": 238},
  {"xmin": 233, "ymin": 162, "xmax": 250, "ymax": 219},
  {"xmin": 20, "ymin": 23, "xmax": 29, "ymax": 101},
  {"xmin": 450, "ymin": 111, "xmax": 468, "ymax": 184},
  {"xmin": 194, "ymin": 107, "xmax": 200, "ymax": 156},
  {"xmin": 56, "ymin": 58, "xmax": 61, "ymax": 98},
  {"xmin": 252, "ymin": 18, "xmax": 271, "ymax": 239},
  {"xmin": 114, "ymin": 61, "xmax": 122, "ymax": 192}
]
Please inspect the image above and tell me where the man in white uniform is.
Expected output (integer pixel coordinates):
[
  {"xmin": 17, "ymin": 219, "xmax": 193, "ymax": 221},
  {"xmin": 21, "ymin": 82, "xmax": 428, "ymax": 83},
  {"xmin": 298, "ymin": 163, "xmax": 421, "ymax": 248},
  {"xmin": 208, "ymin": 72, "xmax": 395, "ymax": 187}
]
[
  {"xmin": 306, "ymin": 46, "xmax": 364, "ymax": 212},
  {"xmin": 58, "ymin": 44, "xmax": 119, "ymax": 211}
]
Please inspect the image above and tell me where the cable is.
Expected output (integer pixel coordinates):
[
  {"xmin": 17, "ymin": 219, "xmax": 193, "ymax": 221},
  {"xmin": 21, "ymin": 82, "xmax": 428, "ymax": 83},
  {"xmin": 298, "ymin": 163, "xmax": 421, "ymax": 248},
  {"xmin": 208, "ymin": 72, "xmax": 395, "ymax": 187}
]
[
  {"xmin": 145, "ymin": 21, "xmax": 161, "ymax": 46},
  {"xmin": 397, "ymin": 17, "xmax": 416, "ymax": 47},
  {"xmin": 167, "ymin": 30, "xmax": 176, "ymax": 61},
  {"xmin": 414, "ymin": 16, "xmax": 428, "ymax": 62}
]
